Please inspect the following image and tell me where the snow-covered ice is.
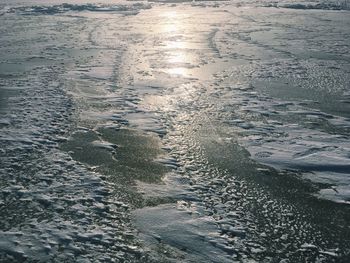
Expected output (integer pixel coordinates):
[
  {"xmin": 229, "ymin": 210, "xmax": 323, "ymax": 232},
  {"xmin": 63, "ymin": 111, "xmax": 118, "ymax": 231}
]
[{"xmin": 1, "ymin": 0, "xmax": 350, "ymax": 262}]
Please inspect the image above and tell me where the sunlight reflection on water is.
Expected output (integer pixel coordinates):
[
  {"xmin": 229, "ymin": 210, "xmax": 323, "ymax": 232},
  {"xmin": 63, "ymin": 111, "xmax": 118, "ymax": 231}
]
[
  {"xmin": 160, "ymin": 11, "xmax": 191, "ymax": 77},
  {"xmin": 167, "ymin": 67, "xmax": 188, "ymax": 76}
]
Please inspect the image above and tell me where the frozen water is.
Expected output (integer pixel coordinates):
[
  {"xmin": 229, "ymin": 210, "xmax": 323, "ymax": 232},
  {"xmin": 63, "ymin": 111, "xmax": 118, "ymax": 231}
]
[
  {"xmin": 134, "ymin": 203, "xmax": 235, "ymax": 263},
  {"xmin": 1, "ymin": 0, "xmax": 350, "ymax": 262}
]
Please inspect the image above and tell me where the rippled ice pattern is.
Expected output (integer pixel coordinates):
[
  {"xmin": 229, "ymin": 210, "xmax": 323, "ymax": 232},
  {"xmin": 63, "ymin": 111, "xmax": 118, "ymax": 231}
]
[{"xmin": 0, "ymin": 0, "xmax": 349, "ymax": 262}]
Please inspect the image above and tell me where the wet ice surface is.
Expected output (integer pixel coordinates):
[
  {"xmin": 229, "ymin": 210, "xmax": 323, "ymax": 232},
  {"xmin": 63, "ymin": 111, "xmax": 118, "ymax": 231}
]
[
  {"xmin": 1, "ymin": 0, "xmax": 350, "ymax": 262},
  {"xmin": 0, "ymin": 4, "xmax": 150, "ymax": 262}
]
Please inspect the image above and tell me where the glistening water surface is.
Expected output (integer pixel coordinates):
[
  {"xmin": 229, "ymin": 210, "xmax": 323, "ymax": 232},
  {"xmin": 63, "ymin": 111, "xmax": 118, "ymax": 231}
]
[{"xmin": 0, "ymin": 0, "xmax": 349, "ymax": 262}]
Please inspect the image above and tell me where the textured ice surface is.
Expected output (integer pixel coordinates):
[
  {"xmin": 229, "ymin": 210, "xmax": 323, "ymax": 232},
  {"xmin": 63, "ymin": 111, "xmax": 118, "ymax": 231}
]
[
  {"xmin": 134, "ymin": 203, "xmax": 235, "ymax": 263},
  {"xmin": 6, "ymin": 2, "xmax": 151, "ymax": 15},
  {"xmin": 276, "ymin": 1, "xmax": 350, "ymax": 10},
  {"xmin": 0, "ymin": 7, "xmax": 146, "ymax": 262},
  {"xmin": 1, "ymin": 0, "xmax": 350, "ymax": 262}
]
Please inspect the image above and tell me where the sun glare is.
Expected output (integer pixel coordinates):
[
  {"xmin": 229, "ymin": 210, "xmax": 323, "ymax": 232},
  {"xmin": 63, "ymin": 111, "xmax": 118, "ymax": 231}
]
[{"xmin": 158, "ymin": 11, "xmax": 191, "ymax": 77}]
